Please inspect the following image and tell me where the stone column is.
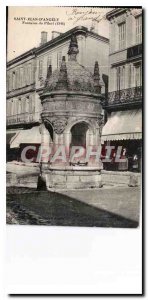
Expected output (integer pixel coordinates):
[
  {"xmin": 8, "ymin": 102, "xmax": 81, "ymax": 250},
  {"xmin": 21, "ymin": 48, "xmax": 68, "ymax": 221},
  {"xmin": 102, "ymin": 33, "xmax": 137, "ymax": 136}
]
[
  {"xmin": 39, "ymin": 123, "xmax": 50, "ymax": 165},
  {"xmin": 37, "ymin": 123, "xmax": 51, "ymax": 190},
  {"xmin": 64, "ymin": 130, "xmax": 71, "ymax": 163}
]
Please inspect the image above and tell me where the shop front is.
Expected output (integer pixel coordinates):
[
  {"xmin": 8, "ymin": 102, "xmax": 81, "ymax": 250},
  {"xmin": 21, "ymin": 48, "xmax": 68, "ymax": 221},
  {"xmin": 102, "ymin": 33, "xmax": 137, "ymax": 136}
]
[
  {"xmin": 101, "ymin": 109, "xmax": 142, "ymax": 172},
  {"xmin": 8, "ymin": 126, "xmax": 41, "ymax": 163}
]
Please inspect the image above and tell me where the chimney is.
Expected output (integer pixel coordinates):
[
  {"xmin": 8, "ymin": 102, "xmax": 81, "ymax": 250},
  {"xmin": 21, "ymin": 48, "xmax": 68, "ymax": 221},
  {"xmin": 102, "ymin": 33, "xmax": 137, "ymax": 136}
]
[
  {"xmin": 51, "ymin": 31, "xmax": 61, "ymax": 39},
  {"xmin": 90, "ymin": 20, "xmax": 98, "ymax": 33},
  {"xmin": 40, "ymin": 31, "xmax": 47, "ymax": 45}
]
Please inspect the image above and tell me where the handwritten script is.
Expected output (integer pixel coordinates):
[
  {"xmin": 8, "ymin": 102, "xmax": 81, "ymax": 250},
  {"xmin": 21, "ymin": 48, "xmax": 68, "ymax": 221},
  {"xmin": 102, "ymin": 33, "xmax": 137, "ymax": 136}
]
[{"xmin": 66, "ymin": 8, "xmax": 106, "ymax": 24}]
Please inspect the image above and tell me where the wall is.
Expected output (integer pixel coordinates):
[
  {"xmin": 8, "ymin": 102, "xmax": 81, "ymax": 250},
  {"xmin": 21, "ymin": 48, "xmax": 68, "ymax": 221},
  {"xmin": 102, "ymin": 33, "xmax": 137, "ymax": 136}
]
[
  {"xmin": 6, "ymin": 30, "xmax": 109, "ymax": 128},
  {"xmin": 85, "ymin": 35, "xmax": 109, "ymax": 77},
  {"xmin": 35, "ymin": 33, "xmax": 109, "ymax": 91},
  {"xmin": 108, "ymin": 8, "xmax": 142, "ymax": 93}
]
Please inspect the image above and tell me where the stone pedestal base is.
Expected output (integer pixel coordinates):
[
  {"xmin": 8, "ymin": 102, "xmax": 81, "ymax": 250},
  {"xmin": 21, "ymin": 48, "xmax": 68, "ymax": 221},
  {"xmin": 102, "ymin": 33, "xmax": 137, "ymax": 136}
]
[{"xmin": 39, "ymin": 166, "xmax": 102, "ymax": 190}]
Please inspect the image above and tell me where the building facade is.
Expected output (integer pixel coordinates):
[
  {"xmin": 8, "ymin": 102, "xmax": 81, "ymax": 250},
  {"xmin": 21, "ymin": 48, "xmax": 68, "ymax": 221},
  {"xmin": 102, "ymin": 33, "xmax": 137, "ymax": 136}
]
[
  {"xmin": 102, "ymin": 8, "xmax": 142, "ymax": 172},
  {"xmin": 6, "ymin": 26, "xmax": 109, "ymax": 161}
]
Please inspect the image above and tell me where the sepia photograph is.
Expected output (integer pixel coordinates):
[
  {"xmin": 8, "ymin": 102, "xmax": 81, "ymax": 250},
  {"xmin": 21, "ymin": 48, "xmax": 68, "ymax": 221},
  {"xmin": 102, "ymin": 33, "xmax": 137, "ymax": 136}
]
[{"xmin": 6, "ymin": 6, "xmax": 142, "ymax": 228}]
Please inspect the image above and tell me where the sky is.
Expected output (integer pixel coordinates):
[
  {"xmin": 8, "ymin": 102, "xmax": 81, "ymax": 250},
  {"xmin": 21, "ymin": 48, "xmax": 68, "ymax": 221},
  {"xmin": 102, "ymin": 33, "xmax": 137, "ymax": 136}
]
[{"xmin": 7, "ymin": 6, "xmax": 112, "ymax": 61}]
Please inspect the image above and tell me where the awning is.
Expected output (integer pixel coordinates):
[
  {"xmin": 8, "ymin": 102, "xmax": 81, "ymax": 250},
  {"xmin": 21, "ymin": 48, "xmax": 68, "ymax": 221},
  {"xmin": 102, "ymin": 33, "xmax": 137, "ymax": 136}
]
[
  {"xmin": 101, "ymin": 109, "xmax": 142, "ymax": 142},
  {"xmin": 6, "ymin": 130, "xmax": 20, "ymax": 145},
  {"xmin": 10, "ymin": 126, "xmax": 41, "ymax": 148}
]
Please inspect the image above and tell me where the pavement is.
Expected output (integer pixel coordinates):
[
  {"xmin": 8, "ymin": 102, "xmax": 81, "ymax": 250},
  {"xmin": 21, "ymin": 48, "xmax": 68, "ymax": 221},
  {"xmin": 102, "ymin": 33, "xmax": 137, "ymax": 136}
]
[
  {"xmin": 6, "ymin": 161, "xmax": 40, "ymax": 175},
  {"xmin": 7, "ymin": 185, "xmax": 141, "ymax": 227},
  {"xmin": 6, "ymin": 162, "xmax": 141, "ymax": 227},
  {"xmin": 57, "ymin": 186, "xmax": 141, "ymax": 223}
]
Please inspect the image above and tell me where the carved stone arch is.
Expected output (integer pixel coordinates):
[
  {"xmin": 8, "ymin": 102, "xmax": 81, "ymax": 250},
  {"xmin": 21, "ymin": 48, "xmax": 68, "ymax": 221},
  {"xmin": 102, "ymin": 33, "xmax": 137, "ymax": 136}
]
[
  {"xmin": 43, "ymin": 117, "xmax": 53, "ymax": 129},
  {"xmin": 65, "ymin": 119, "xmax": 96, "ymax": 150},
  {"xmin": 65, "ymin": 117, "xmax": 95, "ymax": 134},
  {"xmin": 42, "ymin": 118, "xmax": 54, "ymax": 141}
]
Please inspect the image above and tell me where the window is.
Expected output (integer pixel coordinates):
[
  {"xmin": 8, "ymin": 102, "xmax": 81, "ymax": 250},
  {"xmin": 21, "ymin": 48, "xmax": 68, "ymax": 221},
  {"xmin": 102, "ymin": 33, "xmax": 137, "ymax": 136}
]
[
  {"xmin": 16, "ymin": 69, "xmax": 20, "ymax": 88},
  {"xmin": 12, "ymin": 71, "xmax": 16, "ymax": 90},
  {"xmin": 47, "ymin": 55, "xmax": 52, "ymax": 76},
  {"xmin": 25, "ymin": 65, "xmax": 29, "ymax": 86},
  {"xmin": 116, "ymin": 67, "xmax": 120, "ymax": 91},
  {"xmin": 6, "ymin": 74, "xmax": 9, "ymax": 92},
  {"xmin": 24, "ymin": 65, "xmax": 27, "ymax": 86},
  {"xmin": 7, "ymin": 101, "xmax": 11, "ymax": 116},
  {"xmin": 118, "ymin": 22, "xmax": 126, "ymax": 49},
  {"xmin": 18, "ymin": 98, "xmax": 21, "ymax": 114},
  {"xmin": 15, "ymin": 70, "xmax": 18, "ymax": 89},
  {"xmin": 26, "ymin": 65, "xmax": 29, "ymax": 85},
  {"xmin": 47, "ymin": 55, "xmax": 52, "ymax": 68},
  {"xmin": 134, "ymin": 63, "xmax": 142, "ymax": 87},
  {"xmin": 39, "ymin": 59, "xmax": 43, "ymax": 78},
  {"xmin": 116, "ymin": 66, "xmax": 125, "ymax": 90},
  {"xmin": 20, "ymin": 67, "xmax": 24, "ymax": 87},
  {"xmin": 120, "ymin": 66, "xmax": 125, "ymax": 89},
  {"xmin": 11, "ymin": 100, "xmax": 14, "ymax": 115},
  {"xmin": 13, "ymin": 98, "xmax": 18, "ymax": 115},
  {"xmin": 128, "ymin": 64, "xmax": 132, "ymax": 88},
  {"xmin": 28, "ymin": 64, "xmax": 32, "ymax": 84},
  {"xmin": 57, "ymin": 51, "xmax": 62, "ymax": 68},
  {"xmin": 25, "ymin": 97, "xmax": 29, "ymax": 113},
  {"xmin": 24, "ymin": 64, "xmax": 32, "ymax": 86},
  {"xmin": 21, "ymin": 98, "xmax": 24, "ymax": 113},
  {"xmin": 29, "ymin": 96, "xmax": 32, "ymax": 112},
  {"xmin": 29, "ymin": 96, "xmax": 35, "ymax": 113},
  {"xmin": 9, "ymin": 72, "xmax": 12, "ymax": 91},
  {"xmin": 136, "ymin": 15, "xmax": 142, "ymax": 44},
  {"xmin": 59, "ymin": 51, "xmax": 62, "ymax": 68}
]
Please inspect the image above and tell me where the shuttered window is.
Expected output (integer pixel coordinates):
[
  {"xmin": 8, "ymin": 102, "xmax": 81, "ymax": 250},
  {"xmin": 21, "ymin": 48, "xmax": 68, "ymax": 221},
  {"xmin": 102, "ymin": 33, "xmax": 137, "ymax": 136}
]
[
  {"xmin": 39, "ymin": 59, "xmax": 43, "ymax": 78},
  {"xmin": 136, "ymin": 15, "xmax": 142, "ymax": 44},
  {"xmin": 118, "ymin": 22, "xmax": 126, "ymax": 49}
]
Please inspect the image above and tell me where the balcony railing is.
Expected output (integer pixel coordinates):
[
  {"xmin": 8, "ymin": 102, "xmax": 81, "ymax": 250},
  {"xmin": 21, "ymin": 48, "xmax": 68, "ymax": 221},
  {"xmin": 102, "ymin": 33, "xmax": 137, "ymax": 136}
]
[
  {"xmin": 6, "ymin": 112, "xmax": 40, "ymax": 126},
  {"xmin": 103, "ymin": 86, "xmax": 142, "ymax": 107}
]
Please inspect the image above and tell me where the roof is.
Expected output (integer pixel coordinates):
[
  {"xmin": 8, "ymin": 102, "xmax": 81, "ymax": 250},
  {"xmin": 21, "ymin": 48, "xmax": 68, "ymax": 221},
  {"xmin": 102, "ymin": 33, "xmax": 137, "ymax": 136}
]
[
  {"xmin": 41, "ymin": 33, "xmax": 102, "ymax": 95},
  {"xmin": 106, "ymin": 7, "xmax": 142, "ymax": 20},
  {"xmin": 7, "ymin": 26, "xmax": 109, "ymax": 67},
  {"xmin": 7, "ymin": 48, "xmax": 36, "ymax": 67},
  {"xmin": 44, "ymin": 60, "xmax": 96, "ymax": 94}
]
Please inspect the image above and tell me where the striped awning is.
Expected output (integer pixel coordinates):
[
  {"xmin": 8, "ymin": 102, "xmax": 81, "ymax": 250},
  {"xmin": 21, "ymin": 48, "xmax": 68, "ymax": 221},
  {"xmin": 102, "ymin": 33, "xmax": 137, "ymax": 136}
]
[
  {"xmin": 10, "ymin": 126, "xmax": 41, "ymax": 148},
  {"xmin": 101, "ymin": 109, "xmax": 142, "ymax": 142}
]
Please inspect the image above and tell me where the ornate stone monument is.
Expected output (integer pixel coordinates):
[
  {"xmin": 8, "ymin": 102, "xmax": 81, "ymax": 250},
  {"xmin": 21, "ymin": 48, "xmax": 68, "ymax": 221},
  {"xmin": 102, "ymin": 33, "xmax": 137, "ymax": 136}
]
[{"xmin": 39, "ymin": 34, "xmax": 104, "ymax": 189}]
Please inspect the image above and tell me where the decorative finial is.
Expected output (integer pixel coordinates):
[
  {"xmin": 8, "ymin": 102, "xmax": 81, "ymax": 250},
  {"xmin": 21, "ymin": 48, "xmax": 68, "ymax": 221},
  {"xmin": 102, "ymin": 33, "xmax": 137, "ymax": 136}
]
[
  {"xmin": 94, "ymin": 61, "xmax": 100, "ymax": 79},
  {"xmin": 44, "ymin": 65, "xmax": 52, "ymax": 88},
  {"xmin": 93, "ymin": 61, "xmax": 101, "ymax": 93},
  {"xmin": 47, "ymin": 65, "xmax": 52, "ymax": 79},
  {"xmin": 68, "ymin": 34, "xmax": 79, "ymax": 61},
  {"xmin": 56, "ymin": 56, "xmax": 68, "ymax": 90}
]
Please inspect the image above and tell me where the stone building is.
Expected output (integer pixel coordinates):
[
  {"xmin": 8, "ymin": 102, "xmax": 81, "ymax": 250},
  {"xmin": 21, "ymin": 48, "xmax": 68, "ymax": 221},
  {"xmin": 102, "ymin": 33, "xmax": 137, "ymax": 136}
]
[
  {"xmin": 102, "ymin": 8, "xmax": 142, "ymax": 172},
  {"xmin": 6, "ymin": 48, "xmax": 40, "ymax": 161},
  {"xmin": 6, "ymin": 26, "xmax": 109, "ymax": 162},
  {"xmin": 39, "ymin": 34, "xmax": 104, "ymax": 189}
]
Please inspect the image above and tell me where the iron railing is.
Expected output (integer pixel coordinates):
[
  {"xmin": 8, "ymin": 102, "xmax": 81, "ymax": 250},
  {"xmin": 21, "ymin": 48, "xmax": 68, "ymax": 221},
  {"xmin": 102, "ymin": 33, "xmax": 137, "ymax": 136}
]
[
  {"xmin": 103, "ymin": 86, "xmax": 142, "ymax": 107},
  {"xmin": 6, "ymin": 112, "xmax": 40, "ymax": 125}
]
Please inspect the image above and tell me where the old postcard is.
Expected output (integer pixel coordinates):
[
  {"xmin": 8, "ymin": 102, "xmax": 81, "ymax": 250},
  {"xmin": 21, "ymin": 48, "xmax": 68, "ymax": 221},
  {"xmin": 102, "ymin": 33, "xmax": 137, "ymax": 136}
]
[{"xmin": 6, "ymin": 6, "xmax": 142, "ymax": 227}]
